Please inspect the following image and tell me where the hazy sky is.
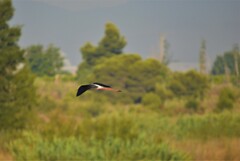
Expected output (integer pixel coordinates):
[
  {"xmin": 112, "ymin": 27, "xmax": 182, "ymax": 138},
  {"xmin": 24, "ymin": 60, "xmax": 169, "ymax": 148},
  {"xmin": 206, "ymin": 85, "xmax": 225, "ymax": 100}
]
[{"xmin": 11, "ymin": 0, "xmax": 240, "ymax": 69}]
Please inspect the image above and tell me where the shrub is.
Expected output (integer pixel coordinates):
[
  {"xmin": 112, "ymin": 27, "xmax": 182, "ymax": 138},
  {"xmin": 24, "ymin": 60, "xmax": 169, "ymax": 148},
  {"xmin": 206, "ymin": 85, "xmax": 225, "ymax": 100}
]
[
  {"xmin": 216, "ymin": 87, "xmax": 236, "ymax": 111},
  {"xmin": 185, "ymin": 98, "xmax": 199, "ymax": 111},
  {"xmin": 142, "ymin": 92, "xmax": 162, "ymax": 109},
  {"xmin": 155, "ymin": 84, "xmax": 174, "ymax": 103},
  {"xmin": 217, "ymin": 97, "xmax": 234, "ymax": 111},
  {"xmin": 168, "ymin": 71, "xmax": 209, "ymax": 99}
]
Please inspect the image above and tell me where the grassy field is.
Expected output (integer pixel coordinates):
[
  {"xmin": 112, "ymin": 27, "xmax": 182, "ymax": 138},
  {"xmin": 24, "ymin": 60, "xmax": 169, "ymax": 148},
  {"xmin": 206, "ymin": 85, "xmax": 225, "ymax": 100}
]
[{"xmin": 1, "ymin": 77, "xmax": 240, "ymax": 160}]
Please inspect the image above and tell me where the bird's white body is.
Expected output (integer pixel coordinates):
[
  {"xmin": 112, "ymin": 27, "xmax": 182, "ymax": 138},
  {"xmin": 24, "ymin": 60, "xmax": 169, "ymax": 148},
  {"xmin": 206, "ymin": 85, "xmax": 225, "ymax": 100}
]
[{"xmin": 94, "ymin": 84, "xmax": 105, "ymax": 89}]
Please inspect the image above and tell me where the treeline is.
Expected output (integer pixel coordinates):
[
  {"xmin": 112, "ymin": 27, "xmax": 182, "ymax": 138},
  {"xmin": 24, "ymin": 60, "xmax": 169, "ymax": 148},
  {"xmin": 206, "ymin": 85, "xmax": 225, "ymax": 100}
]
[
  {"xmin": 74, "ymin": 22, "xmax": 239, "ymax": 114},
  {"xmin": 1, "ymin": 0, "xmax": 240, "ymax": 130},
  {"xmin": 1, "ymin": 1, "xmax": 240, "ymax": 160},
  {"xmin": 75, "ymin": 22, "xmax": 209, "ymax": 106},
  {"xmin": 212, "ymin": 44, "xmax": 240, "ymax": 75}
]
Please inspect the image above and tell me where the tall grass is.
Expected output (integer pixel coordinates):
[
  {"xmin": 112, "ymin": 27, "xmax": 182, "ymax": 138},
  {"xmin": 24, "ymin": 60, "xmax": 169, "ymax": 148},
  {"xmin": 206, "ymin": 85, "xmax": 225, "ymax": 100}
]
[
  {"xmin": 173, "ymin": 138, "xmax": 240, "ymax": 160},
  {"xmin": 175, "ymin": 112, "xmax": 240, "ymax": 139},
  {"xmin": 8, "ymin": 109, "xmax": 240, "ymax": 160},
  {"xmin": 3, "ymin": 78, "xmax": 240, "ymax": 160},
  {"xmin": 8, "ymin": 131, "xmax": 189, "ymax": 161}
]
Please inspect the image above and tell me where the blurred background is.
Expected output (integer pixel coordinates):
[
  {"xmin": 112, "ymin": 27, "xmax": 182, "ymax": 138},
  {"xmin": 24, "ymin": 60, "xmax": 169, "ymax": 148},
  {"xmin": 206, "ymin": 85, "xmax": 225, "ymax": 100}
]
[{"xmin": 1, "ymin": 0, "xmax": 240, "ymax": 160}]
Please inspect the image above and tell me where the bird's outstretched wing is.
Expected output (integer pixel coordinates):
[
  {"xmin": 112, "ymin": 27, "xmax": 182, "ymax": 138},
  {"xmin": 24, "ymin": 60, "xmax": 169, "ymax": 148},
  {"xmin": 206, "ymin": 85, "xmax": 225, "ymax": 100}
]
[
  {"xmin": 76, "ymin": 85, "xmax": 92, "ymax": 96},
  {"xmin": 93, "ymin": 82, "xmax": 111, "ymax": 88}
]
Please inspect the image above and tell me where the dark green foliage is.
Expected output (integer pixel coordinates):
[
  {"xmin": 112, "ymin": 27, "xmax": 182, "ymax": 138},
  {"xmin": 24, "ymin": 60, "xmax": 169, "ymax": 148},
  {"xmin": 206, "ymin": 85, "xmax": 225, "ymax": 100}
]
[
  {"xmin": 77, "ymin": 22, "xmax": 126, "ymax": 81},
  {"xmin": 168, "ymin": 70, "xmax": 209, "ymax": 99},
  {"xmin": 0, "ymin": 67, "xmax": 36, "ymax": 129},
  {"xmin": 217, "ymin": 98, "xmax": 233, "ymax": 111},
  {"xmin": 216, "ymin": 87, "xmax": 236, "ymax": 111},
  {"xmin": 220, "ymin": 52, "xmax": 235, "ymax": 74},
  {"xmin": 98, "ymin": 22, "xmax": 126, "ymax": 55},
  {"xmin": 168, "ymin": 79, "xmax": 185, "ymax": 97},
  {"xmin": 25, "ymin": 44, "xmax": 64, "ymax": 76},
  {"xmin": 0, "ymin": 0, "xmax": 22, "ymax": 74},
  {"xmin": 211, "ymin": 55, "xmax": 225, "ymax": 75},
  {"xmin": 80, "ymin": 22, "xmax": 126, "ymax": 66},
  {"xmin": 0, "ymin": 0, "xmax": 36, "ymax": 130},
  {"xmin": 80, "ymin": 42, "xmax": 98, "ymax": 66},
  {"xmin": 212, "ymin": 49, "xmax": 240, "ymax": 75},
  {"xmin": 185, "ymin": 98, "xmax": 199, "ymax": 111},
  {"xmin": 91, "ymin": 54, "xmax": 170, "ymax": 103}
]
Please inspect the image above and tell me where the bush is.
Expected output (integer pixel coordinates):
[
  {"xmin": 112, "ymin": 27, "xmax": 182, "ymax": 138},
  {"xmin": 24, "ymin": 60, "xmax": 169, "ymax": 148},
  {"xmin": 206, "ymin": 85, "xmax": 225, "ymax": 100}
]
[
  {"xmin": 155, "ymin": 84, "xmax": 174, "ymax": 103},
  {"xmin": 216, "ymin": 87, "xmax": 236, "ymax": 111},
  {"xmin": 185, "ymin": 98, "xmax": 199, "ymax": 111},
  {"xmin": 217, "ymin": 97, "xmax": 234, "ymax": 111},
  {"xmin": 142, "ymin": 93, "xmax": 162, "ymax": 109},
  {"xmin": 168, "ymin": 70, "xmax": 209, "ymax": 99}
]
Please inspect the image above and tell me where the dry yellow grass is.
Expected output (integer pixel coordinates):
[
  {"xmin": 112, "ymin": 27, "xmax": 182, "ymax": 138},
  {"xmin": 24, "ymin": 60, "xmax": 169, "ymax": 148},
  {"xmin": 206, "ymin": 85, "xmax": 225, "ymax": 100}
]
[
  {"xmin": 0, "ymin": 151, "xmax": 12, "ymax": 161},
  {"xmin": 172, "ymin": 138, "xmax": 240, "ymax": 161}
]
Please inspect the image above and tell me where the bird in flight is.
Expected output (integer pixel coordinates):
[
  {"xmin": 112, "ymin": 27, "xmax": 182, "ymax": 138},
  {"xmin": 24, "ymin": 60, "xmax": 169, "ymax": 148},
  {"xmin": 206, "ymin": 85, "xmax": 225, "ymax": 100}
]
[{"xmin": 76, "ymin": 82, "xmax": 121, "ymax": 96}]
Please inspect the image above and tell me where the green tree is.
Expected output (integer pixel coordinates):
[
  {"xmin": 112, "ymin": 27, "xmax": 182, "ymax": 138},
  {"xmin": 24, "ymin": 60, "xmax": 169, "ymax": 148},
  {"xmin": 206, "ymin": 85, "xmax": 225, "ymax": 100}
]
[
  {"xmin": 91, "ymin": 54, "xmax": 169, "ymax": 103},
  {"xmin": 25, "ymin": 44, "xmax": 64, "ymax": 76},
  {"xmin": 81, "ymin": 42, "xmax": 98, "ymax": 66},
  {"xmin": 211, "ymin": 55, "xmax": 225, "ymax": 75},
  {"xmin": 168, "ymin": 70, "xmax": 209, "ymax": 99},
  {"xmin": 98, "ymin": 22, "xmax": 127, "ymax": 56},
  {"xmin": 77, "ymin": 22, "xmax": 127, "ymax": 82},
  {"xmin": 81, "ymin": 22, "xmax": 126, "ymax": 66},
  {"xmin": 199, "ymin": 39, "xmax": 207, "ymax": 74},
  {"xmin": 0, "ymin": 0, "xmax": 36, "ymax": 129},
  {"xmin": 211, "ymin": 46, "xmax": 240, "ymax": 75}
]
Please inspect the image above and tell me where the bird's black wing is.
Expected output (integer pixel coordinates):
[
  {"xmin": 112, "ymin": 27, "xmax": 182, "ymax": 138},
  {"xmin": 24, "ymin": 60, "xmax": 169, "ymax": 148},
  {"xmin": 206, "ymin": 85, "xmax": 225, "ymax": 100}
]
[
  {"xmin": 93, "ymin": 82, "xmax": 111, "ymax": 88},
  {"xmin": 76, "ymin": 85, "xmax": 92, "ymax": 96}
]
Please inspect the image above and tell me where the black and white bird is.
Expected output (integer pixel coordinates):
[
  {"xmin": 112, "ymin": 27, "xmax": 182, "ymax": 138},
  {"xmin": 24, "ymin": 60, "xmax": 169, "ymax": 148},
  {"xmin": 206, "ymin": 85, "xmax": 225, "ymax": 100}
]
[{"xmin": 76, "ymin": 82, "xmax": 121, "ymax": 96}]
